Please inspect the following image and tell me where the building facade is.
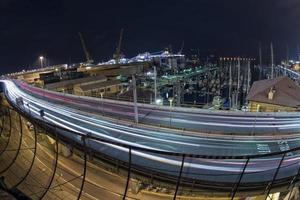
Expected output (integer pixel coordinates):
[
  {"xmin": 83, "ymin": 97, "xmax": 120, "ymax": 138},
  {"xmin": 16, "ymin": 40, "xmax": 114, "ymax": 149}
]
[{"xmin": 247, "ymin": 76, "xmax": 300, "ymax": 112}]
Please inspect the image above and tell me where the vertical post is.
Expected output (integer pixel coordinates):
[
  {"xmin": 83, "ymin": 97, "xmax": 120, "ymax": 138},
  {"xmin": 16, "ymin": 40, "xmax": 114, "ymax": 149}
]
[
  {"xmin": 259, "ymin": 43, "xmax": 263, "ymax": 80},
  {"xmin": 177, "ymin": 81, "xmax": 181, "ymax": 107},
  {"xmin": 100, "ymin": 93, "xmax": 104, "ymax": 115},
  {"xmin": 123, "ymin": 147, "xmax": 132, "ymax": 200},
  {"xmin": 132, "ymin": 75, "xmax": 139, "ymax": 124},
  {"xmin": 27, "ymin": 103, "xmax": 31, "ymax": 116},
  {"xmin": 297, "ymin": 44, "xmax": 300, "ymax": 61},
  {"xmin": 154, "ymin": 66, "xmax": 157, "ymax": 103},
  {"xmin": 39, "ymin": 56, "xmax": 44, "ymax": 69},
  {"xmin": 39, "ymin": 129, "xmax": 59, "ymax": 199},
  {"xmin": 246, "ymin": 60, "xmax": 251, "ymax": 95},
  {"xmin": 229, "ymin": 61, "xmax": 232, "ymax": 108},
  {"xmin": 77, "ymin": 135, "xmax": 87, "ymax": 200},
  {"xmin": 231, "ymin": 158, "xmax": 250, "ymax": 200},
  {"xmin": 271, "ymin": 42, "xmax": 274, "ymax": 79},
  {"xmin": 286, "ymin": 44, "xmax": 289, "ymax": 65},
  {"xmin": 173, "ymin": 155, "xmax": 185, "ymax": 200},
  {"xmin": 265, "ymin": 153, "xmax": 286, "ymax": 200},
  {"xmin": 168, "ymin": 98, "xmax": 173, "ymax": 127},
  {"xmin": 236, "ymin": 58, "xmax": 241, "ymax": 108}
]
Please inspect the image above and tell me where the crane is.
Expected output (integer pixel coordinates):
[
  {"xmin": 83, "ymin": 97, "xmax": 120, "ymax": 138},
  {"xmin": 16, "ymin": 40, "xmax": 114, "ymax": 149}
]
[
  {"xmin": 114, "ymin": 28, "xmax": 124, "ymax": 64},
  {"xmin": 78, "ymin": 32, "xmax": 93, "ymax": 64}
]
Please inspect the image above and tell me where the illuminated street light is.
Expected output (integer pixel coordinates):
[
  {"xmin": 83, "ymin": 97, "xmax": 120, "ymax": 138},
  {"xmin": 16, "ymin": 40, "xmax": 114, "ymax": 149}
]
[
  {"xmin": 155, "ymin": 98, "xmax": 162, "ymax": 105},
  {"xmin": 168, "ymin": 97, "xmax": 174, "ymax": 127},
  {"xmin": 100, "ymin": 92, "xmax": 104, "ymax": 115},
  {"xmin": 39, "ymin": 56, "xmax": 44, "ymax": 69}
]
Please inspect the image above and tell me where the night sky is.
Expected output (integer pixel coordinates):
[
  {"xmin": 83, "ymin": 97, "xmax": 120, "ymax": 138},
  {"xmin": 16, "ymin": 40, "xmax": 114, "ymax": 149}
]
[{"xmin": 1, "ymin": 0, "xmax": 300, "ymax": 74}]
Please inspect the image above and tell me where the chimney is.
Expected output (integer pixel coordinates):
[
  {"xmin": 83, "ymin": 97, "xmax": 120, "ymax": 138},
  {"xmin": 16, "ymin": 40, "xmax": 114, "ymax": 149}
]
[{"xmin": 268, "ymin": 87, "xmax": 276, "ymax": 100}]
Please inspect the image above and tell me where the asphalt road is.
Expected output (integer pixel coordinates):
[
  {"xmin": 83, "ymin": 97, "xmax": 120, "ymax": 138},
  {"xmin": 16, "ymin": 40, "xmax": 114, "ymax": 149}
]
[
  {"xmin": 2, "ymin": 80, "xmax": 300, "ymax": 191},
  {"xmin": 16, "ymin": 81, "xmax": 300, "ymax": 135}
]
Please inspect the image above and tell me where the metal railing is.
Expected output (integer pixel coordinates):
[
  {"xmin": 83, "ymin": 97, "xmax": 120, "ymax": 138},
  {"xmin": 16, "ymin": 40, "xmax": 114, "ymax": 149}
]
[{"xmin": 0, "ymin": 104, "xmax": 300, "ymax": 200}]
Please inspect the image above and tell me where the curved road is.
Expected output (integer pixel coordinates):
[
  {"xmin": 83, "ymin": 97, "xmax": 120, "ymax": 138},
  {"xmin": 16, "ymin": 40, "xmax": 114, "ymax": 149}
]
[{"xmin": 2, "ymin": 80, "xmax": 300, "ymax": 192}]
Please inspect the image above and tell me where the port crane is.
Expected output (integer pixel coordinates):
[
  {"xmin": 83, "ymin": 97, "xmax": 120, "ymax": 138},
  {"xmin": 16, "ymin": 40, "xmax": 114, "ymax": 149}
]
[
  {"xmin": 78, "ymin": 32, "xmax": 93, "ymax": 64},
  {"xmin": 113, "ymin": 28, "xmax": 124, "ymax": 64}
]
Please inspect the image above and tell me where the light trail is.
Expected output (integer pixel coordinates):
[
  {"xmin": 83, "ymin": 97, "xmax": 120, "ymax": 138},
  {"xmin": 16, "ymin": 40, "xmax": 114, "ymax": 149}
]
[{"xmin": 2, "ymin": 80, "xmax": 300, "ymax": 186}]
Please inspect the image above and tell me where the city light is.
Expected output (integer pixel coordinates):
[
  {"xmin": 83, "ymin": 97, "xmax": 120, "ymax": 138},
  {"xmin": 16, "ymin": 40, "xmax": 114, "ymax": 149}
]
[
  {"xmin": 155, "ymin": 98, "xmax": 163, "ymax": 105},
  {"xmin": 39, "ymin": 56, "xmax": 44, "ymax": 69}
]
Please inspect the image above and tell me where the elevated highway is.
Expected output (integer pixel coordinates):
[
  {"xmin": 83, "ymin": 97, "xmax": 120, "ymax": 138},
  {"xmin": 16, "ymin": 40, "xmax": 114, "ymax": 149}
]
[{"xmin": 1, "ymin": 80, "xmax": 300, "ymax": 199}]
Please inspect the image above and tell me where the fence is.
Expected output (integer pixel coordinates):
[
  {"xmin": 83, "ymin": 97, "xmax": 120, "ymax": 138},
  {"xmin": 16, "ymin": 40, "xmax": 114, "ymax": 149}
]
[{"xmin": 0, "ymin": 105, "xmax": 300, "ymax": 200}]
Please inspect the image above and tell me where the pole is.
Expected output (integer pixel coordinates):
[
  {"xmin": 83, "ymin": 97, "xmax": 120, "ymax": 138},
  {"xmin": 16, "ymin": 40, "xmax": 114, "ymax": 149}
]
[
  {"xmin": 247, "ymin": 60, "xmax": 251, "ymax": 95},
  {"xmin": 100, "ymin": 93, "xmax": 104, "ymax": 115},
  {"xmin": 132, "ymin": 75, "xmax": 139, "ymax": 124},
  {"xmin": 229, "ymin": 61, "xmax": 232, "ymax": 108},
  {"xmin": 286, "ymin": 44, "xmax": 289, "ymax": 64},
  {"xmin": 168, "ymin": 98, "xmax": 173, "ymax": 127},
  {"xmin": 154, "ymin": 66, "xmax": 157, "ymax": 103},
  {"xmin": 40, "ymin": 57, "xmax": 44, "ymax": 69},
  {"xmin": 271, "ymin": 42, "xmax": 274, "ymax": 79},
  {"xmin": 259, "ymin": 43, "xmax": 262, "ymax": 80},
  {"xmin": 236, "ymin": 58, "xmax": 241, "ymax": 108},
  {"xmin": 297, "ymin": 44, "xmax": 300, "ymax": 61}
]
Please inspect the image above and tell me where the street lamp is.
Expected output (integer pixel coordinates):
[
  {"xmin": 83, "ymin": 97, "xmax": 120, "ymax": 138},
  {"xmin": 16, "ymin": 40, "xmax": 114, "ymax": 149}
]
[
  {"xmin": 39, "ymin": 56, "xmax": 44, "ymax": 69},
  {"xmin": 100, "ymin": 92, "xmax": 104, "ymax": 115},
  {"xmin": 168, "ymin": 97, "xmax": 174, "ymax": 127}
]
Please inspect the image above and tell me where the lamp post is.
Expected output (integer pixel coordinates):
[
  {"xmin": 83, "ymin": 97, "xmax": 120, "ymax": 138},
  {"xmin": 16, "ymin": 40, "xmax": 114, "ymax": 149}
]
[
  {"xmin": 39, "ymin": 56, "xmax": 44, "ymax": 69},
  {"xmin": 100, "ymin": 92, "xmax": 104, "ymax": 115},
  {"xmin": 168, "ymin": 97, "xmax": 174, "ymax": 127},
  {"xmin": 27, "ymin": 103, "xmax": 31, "ymax": 116},
  {"xmin": 154, "ymin": 66, "xmax": 157, "ymax": 103},
  {"xmin": 132, "ymin": 75, "xmax": 139, "ymax": 124}
]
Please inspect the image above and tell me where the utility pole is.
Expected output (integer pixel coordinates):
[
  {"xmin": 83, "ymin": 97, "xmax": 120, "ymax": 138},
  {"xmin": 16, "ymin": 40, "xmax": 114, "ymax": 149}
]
[
  {"xmin": 271, "ymin": 42, "xmax": 274, "ymax": 79},
  {"xmin": 154, "ymin": 66, "xmax": 157, "ymax": 103},
  {"xmin": 259, "ymin": 43, "xmax": 262, "ymax": 80},
  {"xmin": 132, "ymin": 75, "xmax": 139, "ymax": 124}
]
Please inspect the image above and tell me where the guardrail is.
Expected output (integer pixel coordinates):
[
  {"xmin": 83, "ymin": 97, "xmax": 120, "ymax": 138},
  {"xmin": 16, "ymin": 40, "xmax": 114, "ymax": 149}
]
[{"xmin": 1, "ymin": 101, "xmax": 300, "ymax": 199}]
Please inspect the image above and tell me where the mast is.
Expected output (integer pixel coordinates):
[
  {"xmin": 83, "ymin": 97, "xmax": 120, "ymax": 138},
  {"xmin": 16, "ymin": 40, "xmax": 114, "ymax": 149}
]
[
  {"xmin": 259, "ymin": 43, "xmax": 262, "ymax": 80},
  {"xmin": 229, "ymin": 61, "xmax": 232, "ymax": 108},
  {"xmin": 297, "ymin": 44, "xmax": 300, "ymax": 61},
  {"xmin": 270, "ymin": 42, "xmax": 274, "ymax": 79}
]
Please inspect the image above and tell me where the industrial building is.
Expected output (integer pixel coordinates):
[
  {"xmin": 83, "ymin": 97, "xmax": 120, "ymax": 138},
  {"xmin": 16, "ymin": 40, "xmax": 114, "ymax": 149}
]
[{"xmin": 74, "ymin": 79, "xmax": 123, "ymax": 97}]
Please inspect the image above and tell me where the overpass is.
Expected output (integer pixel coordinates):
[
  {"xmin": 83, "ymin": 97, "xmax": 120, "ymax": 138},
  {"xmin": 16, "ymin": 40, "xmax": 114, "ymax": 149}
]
[{"xmin": 1, "ymin": 79, "xmax": 300, "ymax": 199}]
